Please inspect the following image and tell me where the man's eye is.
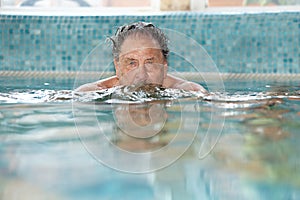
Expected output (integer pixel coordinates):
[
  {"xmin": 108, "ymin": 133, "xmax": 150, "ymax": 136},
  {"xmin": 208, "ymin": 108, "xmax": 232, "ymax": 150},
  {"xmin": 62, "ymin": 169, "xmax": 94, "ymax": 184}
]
[
  {"xmin": 145, "ymin": 60, "xmax": 153, "ymax": 64},
  {"xmin": 127, "ymin": 61, "xmax": 138, "ymax": 69}
]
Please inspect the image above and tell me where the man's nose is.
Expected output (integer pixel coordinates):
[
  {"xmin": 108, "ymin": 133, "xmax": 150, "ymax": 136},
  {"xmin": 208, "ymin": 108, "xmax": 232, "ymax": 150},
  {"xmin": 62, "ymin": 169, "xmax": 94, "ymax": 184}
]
[{"xmin": 137, "ymin": 64, "xmax": 148, "ymax": 80}]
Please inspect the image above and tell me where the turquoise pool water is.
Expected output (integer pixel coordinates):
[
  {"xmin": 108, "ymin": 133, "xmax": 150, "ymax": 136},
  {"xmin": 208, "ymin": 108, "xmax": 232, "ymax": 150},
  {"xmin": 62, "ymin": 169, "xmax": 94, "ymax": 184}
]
[{"xmin": 1, "ymin": 77, "xmax": 300, "ymax": 200}]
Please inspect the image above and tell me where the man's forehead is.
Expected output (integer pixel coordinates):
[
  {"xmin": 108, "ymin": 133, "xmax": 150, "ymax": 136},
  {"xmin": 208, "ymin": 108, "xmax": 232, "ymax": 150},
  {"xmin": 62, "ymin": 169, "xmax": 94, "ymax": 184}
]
[
  {"xmin": 119, "ymin": 47, "xmax": 162, "ymax": 59},
  {"xmin": 120, "ymin": 34, "xmax": 161, "ymax": 54}
]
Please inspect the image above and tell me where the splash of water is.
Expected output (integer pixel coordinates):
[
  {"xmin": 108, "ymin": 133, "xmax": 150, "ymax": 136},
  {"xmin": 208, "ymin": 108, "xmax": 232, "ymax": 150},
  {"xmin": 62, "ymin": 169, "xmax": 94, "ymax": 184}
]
[{"xmin": 0, "ymin": 83, "xmax": 299, "ymax": 105}]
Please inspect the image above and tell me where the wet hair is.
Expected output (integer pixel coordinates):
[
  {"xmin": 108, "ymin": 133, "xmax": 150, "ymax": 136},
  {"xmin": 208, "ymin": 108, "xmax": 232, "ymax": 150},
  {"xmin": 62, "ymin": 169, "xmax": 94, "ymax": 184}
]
[{"xmin": 108, "ymin": 22, "xmax": 169, "ymax": 61}]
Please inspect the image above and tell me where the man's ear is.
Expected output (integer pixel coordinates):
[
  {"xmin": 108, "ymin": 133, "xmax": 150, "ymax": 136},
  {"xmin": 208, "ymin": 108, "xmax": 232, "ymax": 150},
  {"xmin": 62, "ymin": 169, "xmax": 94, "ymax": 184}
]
[
  {"xmin": 163, "ymin": 60, "xmax": 168, "ymax": 78},
  {"xmin": 114, "ymin": 59, "xmax": 121, "ymax": 78}
]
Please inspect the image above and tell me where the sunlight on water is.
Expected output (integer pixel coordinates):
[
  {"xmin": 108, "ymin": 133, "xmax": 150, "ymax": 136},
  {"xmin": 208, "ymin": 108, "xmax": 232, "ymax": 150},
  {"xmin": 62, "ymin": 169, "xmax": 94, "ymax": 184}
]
[{"xmin": 1, "ymin": 81, "xmax": 300, "ymax": 199}]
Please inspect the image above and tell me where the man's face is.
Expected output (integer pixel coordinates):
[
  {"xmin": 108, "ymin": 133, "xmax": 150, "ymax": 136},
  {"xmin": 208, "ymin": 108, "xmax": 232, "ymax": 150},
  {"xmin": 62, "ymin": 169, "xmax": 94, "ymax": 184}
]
[{"xmin": 114, "ymin": 35, "xmax": 167, "ymax": 86}]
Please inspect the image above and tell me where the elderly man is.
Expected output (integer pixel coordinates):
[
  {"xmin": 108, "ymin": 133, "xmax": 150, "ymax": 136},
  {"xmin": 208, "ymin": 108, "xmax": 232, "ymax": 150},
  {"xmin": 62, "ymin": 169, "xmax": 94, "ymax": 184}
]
[{"xmin": 76, "ymin": 21, "xmax": 207, "ymax": 93}]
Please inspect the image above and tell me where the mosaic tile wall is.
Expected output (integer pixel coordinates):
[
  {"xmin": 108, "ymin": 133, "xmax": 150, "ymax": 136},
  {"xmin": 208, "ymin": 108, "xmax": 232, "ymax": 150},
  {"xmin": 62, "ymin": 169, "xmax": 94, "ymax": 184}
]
[{"xmin": 0, "ymin": 12, "xmax": 299, "ymax": 74}]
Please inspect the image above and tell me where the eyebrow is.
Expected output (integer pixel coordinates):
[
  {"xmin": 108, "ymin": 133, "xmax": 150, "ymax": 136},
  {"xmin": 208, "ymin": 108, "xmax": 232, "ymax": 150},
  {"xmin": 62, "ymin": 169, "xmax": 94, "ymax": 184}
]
[
  {"xmin": 123, "ymin": 57, "xmax": 136, "ymax": 61},
  {"xmin": 145, "ymin": 57, "xmax": 154, "ymax": 61},
  {"xmin": 121, "ymin": 56, "xmax": 155, "ymax": 61},
  {"xmin": 120, "ymin": 58, "xmax": 137, "ymax": 64}
]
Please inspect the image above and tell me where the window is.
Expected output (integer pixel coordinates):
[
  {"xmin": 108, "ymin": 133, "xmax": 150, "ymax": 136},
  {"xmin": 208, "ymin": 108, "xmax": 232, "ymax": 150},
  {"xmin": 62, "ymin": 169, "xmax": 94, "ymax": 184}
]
[
  {"xmin": 1, "ymin": 0, "xmax": 152, "ymax": 8},
  {"xmin": 0, "ymin": 0, "xmax": 299, "ymax": 10},
  {"xmin": 207, "ymin": 0, "xmax": 300, "ymax": 7}
]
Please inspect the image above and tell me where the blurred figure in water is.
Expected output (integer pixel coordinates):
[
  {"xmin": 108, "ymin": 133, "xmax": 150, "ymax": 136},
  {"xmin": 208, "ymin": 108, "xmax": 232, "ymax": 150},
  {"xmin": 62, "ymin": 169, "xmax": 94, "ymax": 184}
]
[{"xmin": 112, "ymin": 102, "xmax": 170, "ymax": 152}]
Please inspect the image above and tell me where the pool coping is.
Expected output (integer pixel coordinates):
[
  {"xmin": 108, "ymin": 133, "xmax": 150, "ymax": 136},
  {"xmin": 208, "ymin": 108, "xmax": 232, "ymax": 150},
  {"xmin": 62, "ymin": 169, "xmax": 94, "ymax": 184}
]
[{"xmin": 1, "ymin": 71, "xmax": 299, "ymax": 81}]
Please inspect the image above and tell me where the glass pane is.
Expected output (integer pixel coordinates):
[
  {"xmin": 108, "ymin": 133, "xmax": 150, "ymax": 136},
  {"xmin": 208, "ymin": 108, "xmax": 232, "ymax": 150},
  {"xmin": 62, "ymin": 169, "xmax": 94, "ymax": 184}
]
[
  {"xmin": 1, "ymin": 0, "xmax": 151, "ymax": 7},
  {"xmin": 102, "ymin": 0, "xmax": 151, "ymax": 7},
  {"xmin": 207, "ymin": 0, "xmax": 300, "ymax": 6}
]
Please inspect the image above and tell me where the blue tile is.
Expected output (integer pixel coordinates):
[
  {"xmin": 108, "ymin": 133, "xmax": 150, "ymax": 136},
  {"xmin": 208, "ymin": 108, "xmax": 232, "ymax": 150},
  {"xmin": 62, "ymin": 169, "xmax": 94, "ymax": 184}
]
[{"xmin": 0, "ymin": 12, "xmax": 299, "ymax": 74}]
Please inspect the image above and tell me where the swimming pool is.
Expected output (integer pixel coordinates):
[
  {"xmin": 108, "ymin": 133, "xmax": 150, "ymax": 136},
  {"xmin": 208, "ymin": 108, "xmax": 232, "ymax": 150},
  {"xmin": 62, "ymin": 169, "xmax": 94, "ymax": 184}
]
[
  {"xmin": 1, "ymin": 10, "xmax": 300, "ymax": 200},
  {"xmin": 1, "ymin": 76, "xmax": 300, "ymax": 199}
]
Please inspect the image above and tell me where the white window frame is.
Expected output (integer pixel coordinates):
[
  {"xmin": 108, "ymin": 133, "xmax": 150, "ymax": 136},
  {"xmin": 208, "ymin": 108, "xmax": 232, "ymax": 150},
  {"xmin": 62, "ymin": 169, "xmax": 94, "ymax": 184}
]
[{"xmin": 0, "ymin": 0, "xmax": 299, "ymax": 15}]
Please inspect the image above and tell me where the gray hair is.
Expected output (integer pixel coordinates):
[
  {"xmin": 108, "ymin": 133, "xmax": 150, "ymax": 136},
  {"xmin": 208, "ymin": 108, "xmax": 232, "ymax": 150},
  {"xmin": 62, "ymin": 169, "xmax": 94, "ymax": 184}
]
[{"xmin": 108, "ymin": 22, "xmax": 169, "ymax": 61}]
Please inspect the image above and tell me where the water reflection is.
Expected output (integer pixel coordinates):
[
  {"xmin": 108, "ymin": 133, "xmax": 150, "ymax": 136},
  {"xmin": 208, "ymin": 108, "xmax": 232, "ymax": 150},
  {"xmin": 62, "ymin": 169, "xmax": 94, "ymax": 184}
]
[
  {"xmin": 1, "ymin": 83, "xmax": 300, "ymax": 199},
  {"xmin": 112, "ymin": 102, "xmax": 169, "ymax": 152},
  {"xmin": 114, "ymin": 102, "xmax": 168, "ymax": 138},
  {"xmin": 211, "ymin": 95, "xmax": 300, "ymax": 192},
  {"xmin": 80, "ymin": 97, "xmax": 202, "ymax": 173}
]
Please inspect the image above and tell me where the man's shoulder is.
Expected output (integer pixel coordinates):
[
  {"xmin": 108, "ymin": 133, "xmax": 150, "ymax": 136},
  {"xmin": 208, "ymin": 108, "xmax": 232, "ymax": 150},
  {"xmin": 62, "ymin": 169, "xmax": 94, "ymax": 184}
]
[
  {"xmin": 165, "ymin": 74, "xmax": 207, "ymax": 93},
  {"xmin": 98, "ymin": 76, "xmax": 119, "ymax": 88},
  {"xmin": 75, "ymin": 76, "xmax": 119, "ymax": 92}
]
